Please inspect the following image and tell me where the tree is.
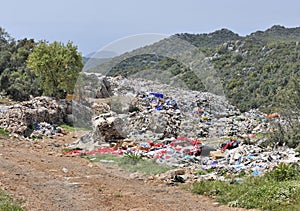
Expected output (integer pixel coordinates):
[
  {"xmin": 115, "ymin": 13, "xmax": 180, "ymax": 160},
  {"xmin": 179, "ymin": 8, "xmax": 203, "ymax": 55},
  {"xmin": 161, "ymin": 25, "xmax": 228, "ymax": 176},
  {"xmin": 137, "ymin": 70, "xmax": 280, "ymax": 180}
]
[
  {"xmin": 0, "ymin": 28, "xmax": 41, "ymax": 101},
  {"xmin": 270, "ymin": 75, "xmax": 300, "ymax": 147},
  {"xmin": 27, "ymin": 41, "xmax": 83, "ymax": 98},
  {"xmin": 0, "ymin": 27, "xmax": 13, "ymax": 75}
]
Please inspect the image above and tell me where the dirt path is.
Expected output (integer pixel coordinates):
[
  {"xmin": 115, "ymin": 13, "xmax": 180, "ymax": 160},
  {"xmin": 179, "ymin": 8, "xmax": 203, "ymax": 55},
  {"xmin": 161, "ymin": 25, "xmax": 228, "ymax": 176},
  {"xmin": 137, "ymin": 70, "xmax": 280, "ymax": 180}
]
[{"xmin": 0, "ymin": 133, "xmax": 251, "ymax": 211}]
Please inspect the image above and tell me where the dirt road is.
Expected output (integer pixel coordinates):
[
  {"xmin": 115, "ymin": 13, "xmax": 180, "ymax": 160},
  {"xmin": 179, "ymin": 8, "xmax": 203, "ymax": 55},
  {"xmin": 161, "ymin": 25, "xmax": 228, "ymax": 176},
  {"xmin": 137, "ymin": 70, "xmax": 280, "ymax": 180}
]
[{"xmin": 0, "ymin": 132, "xmax": 251, "ymax": 211}]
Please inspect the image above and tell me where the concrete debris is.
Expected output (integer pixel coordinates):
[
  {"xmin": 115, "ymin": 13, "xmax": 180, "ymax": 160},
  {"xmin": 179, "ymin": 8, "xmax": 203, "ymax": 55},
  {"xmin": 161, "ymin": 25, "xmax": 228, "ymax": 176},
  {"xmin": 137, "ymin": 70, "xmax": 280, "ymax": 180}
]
[{"xmin": 0, "ymin": 97, "xmax": 68, "ymax": 138}]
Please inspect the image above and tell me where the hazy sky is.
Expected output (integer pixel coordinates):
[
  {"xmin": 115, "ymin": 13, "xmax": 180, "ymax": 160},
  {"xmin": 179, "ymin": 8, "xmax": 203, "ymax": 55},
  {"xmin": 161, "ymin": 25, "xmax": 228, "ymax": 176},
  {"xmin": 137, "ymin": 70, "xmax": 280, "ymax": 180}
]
[{"xmin": 1, "ymin": 0, "xmax": 300, "ymax": 55}]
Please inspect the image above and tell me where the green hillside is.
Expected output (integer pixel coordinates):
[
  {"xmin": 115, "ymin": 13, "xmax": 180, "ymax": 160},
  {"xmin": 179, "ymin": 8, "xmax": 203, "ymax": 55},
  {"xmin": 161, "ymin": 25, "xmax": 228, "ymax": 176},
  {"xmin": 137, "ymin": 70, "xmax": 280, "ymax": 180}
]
[{"xmin": 87, "ymin": 25, "xmax": 300, "ymax": 112}]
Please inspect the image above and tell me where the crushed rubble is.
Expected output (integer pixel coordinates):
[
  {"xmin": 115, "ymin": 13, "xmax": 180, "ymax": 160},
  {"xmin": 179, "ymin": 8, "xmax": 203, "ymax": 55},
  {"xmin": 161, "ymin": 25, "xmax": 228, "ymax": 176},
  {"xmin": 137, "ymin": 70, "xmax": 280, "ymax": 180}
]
[{"xmin": 0, "ymin": 96, "xmax": 70, "ymax": 138}]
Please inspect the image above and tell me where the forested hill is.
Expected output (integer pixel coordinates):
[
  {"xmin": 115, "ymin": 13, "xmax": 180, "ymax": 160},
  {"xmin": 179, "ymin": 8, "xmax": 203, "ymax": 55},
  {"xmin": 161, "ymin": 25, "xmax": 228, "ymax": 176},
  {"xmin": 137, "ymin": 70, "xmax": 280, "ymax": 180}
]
[
  {"xmin": 175, "ymin": 25, "xmax": 300, "ymax": 47},
  {"xmin": 175, "ymin": 28, "xmax": 242, "ymax": 48},
  {"xmin": 87, "ymin": 25, "xmax": 300, "ymax": 112}
]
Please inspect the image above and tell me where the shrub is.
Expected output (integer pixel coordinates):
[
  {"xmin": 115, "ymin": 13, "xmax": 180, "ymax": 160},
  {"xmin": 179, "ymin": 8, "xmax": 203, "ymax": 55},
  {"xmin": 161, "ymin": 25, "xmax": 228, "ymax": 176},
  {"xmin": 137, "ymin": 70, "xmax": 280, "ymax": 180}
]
[{"xmin": 266, "ymin": 163, "xmax": 300, "ymax": 182}]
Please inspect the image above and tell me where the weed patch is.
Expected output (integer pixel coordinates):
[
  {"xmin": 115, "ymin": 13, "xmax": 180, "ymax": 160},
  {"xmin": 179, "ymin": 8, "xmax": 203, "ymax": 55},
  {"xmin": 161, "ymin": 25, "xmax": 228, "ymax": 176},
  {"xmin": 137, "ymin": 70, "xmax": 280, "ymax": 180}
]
[
  {"xmin": 83, "ymin": 153, "xmax": 173, "ymax": 176},
  {"xmin": 191, "ymin": 163, "xmax": 300, "ymax": 210},
  {"xmin": 59, "ymin": 124, "xmax": 90, "ymax": 133},
  {"xmin": 0, "ymin": 189, "xmax": 23, "ymax": 211},
  {"xmin": 0, "ymin": 128, "xmax": 9, "ymax": 136}
]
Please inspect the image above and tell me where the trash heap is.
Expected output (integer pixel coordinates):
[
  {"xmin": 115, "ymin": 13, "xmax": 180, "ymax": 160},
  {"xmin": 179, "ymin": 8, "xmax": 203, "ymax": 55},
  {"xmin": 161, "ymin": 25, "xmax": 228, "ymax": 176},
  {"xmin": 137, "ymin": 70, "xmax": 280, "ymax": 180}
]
[
  {"xmin": 65, "ymin": 137, "xmax": 300, "ymax": 182},
  {"xmin": 70, "ymin": 76, "xmax": 278, "ymax": 151},
  {"xmin": 67, "ymin": 75, "xmax": 297, "ymax": 181},
  {"xmin": 125, "ymin": 91, "xmax": 182, "ymax": 140},
  {"xmin": 65, "ymin": 136, "xmax": 212, "ymax": 166},
  {"xmin": 0, "ymin": 97, "xmax": 69, "ymax": 138},
  {"xmin": 108, "ymin": 77, "xmax": 273, "ymax": 140},
  {"xmin": 29, "ymin": 122, "xmax": 67, "ymax": 139}
]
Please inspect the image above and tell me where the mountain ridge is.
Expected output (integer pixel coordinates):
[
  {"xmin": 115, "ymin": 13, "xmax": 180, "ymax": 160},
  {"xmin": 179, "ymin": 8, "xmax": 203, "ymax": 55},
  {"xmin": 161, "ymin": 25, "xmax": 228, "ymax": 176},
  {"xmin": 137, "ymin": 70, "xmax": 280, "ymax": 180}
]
[{"xmin": 85, "ymin": 25, "xmax": 300, "ymax": 112}]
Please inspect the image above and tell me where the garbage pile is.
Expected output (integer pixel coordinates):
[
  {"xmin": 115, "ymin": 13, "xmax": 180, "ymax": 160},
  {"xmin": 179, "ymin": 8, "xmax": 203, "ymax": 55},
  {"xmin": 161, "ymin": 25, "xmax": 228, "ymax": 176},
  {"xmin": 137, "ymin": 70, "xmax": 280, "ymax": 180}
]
[
  {"xmin": 65, "ymin": 136, "xmax": 214, "ymax": 166},
  {"xmin": 193, "ymin": 144, "xmax": 300, "ymax": 181},
  {"xmin": 65, "ymin": 136, "xmax": 300, "ymax": 182},
  {"xmin": 0, "ymin": 97, "xmax": 69, "ymax": 138},
  {"xmin": 71, "ymin": 76, "xmax": 276, "ymax": 149},
  {"xmin": 125, "ymin": 91, "xmax": 182, "ymax": 140},
  {"xmin": 29, "ymin": 122, "xmax": 67, "ymax": 139},
  {"xmin": 66, "ymin": 75, "xmax": 297, "ymax": 181},
  {"xmin": 109, "ymin": 77, "xmax": 274, "ymax": 140}
]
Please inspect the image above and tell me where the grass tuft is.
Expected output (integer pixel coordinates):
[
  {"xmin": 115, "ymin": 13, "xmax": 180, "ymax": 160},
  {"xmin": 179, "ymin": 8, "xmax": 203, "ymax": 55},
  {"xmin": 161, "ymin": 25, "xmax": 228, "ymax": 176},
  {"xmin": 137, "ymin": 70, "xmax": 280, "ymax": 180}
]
[
  {"xmin": 0, "ymin": 189, "xmax": 23, "ymax": 211},
  {"xmin": 83, "ymin": 153, "xmax": 173, "ymax": 176},
  {"xmin": 0, "ymin": 128, "xmax": 9, "ymax": 136},
  {"xmin": 59, "ymin": 124, "xmax": 90, "ymax": 133}
]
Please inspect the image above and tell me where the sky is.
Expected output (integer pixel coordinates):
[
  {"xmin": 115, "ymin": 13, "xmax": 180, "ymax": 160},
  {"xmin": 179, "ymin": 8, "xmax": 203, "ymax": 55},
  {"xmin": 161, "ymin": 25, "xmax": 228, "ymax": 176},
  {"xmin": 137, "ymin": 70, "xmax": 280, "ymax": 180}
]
[{"xmin": 1, "ymin": 0, "xmax": 300, "ymax": 55}]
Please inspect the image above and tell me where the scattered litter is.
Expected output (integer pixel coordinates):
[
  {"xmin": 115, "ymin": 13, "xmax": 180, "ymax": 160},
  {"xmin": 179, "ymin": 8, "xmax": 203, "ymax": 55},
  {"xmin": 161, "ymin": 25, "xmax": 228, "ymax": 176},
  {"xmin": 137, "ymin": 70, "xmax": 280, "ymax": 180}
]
[{"xmin": 62, "ymin": 167, "xmax": 69, "ymax": 173}]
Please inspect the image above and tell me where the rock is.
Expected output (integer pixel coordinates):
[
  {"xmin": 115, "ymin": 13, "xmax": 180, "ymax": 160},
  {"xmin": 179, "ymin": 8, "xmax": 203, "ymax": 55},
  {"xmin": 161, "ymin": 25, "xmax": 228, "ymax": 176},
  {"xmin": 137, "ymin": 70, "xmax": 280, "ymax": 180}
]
[
  {"xmin": 92, "ymin": 102, "xmax": 110, "ymax": 115},
  {"xmin": 168, "ymin": 169, "xmax": 185, "ymax": 177},
  {"xmin": 92, "ymin": 113, "xmax": 127, "ymax": 143},
  {"xmin": 129, "ymin": 172, "xmax": 144, "ymax": 180},
  {"xmin": 95, "ymin": 77, "xmax": 113, "ymax": 98},
  {"xmin": 210, "ymin": 150, "xmax": 225, "ymax": 160},
  {"xmin": 62, "ymin": 167, "xmax": 69, "ymax": 173}
]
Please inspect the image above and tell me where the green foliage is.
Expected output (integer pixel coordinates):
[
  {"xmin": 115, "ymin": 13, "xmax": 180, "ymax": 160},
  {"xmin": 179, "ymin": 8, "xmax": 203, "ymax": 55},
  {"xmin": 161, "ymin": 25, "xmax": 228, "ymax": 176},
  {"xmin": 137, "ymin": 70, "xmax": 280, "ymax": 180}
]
[
  {"xmin": 89, "ymin": 25, "xmax": 300, "ymax": 113},
  {"xmin": 268, "ymin": 76, "xmax": 300, "ymax": 147},
  {"xmin": 0, "ymin": 128, "xmax": 9, "ymax": 136},
  {"xmin": 196, "ymin": 168, "xmax": 215, "ymax": 176},
  {"xmin": 27, "ymin": 41, "xmax": 83, "ymax": 98},
  {"xmin": 0, "ymin": 27, "xmax": 85, "ymax": 100},
  {"xmin": 192, "ymin": 163, "xmax": 300, "ymax": 210},
  {"xmin": 83, "ymin": 153, "xmax": 173, "ymax": 176},
  {"xmin": 176, "ymin": 28, "xmax": 242, "ymax": 48},
  {"xmin": 106, "ymin": 54, "xmax": 206, "ymax": 92},
  {"xmin": 59, "ymin": 124, "xmax": 89, "ymax": 132},
  {"xmin": 266, "ymin": 163, "xmax": 300, "ymax": 182},
  {"xmin": 0, "ymin": 189, "xmax": 23, "ymax": 211},
  {"xmin": 123, "ymin": 151, "xmax": 143, "ymax": 163},
  {"xmin": 0, "ymin": 28, "xmax": 41, "ymax": 101}
]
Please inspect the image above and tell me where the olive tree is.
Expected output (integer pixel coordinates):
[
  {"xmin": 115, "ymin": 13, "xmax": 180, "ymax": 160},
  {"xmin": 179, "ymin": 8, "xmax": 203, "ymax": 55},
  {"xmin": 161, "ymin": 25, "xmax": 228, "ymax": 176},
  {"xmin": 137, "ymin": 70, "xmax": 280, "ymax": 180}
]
[{"xmin": 27, "ymin": 41, "xmax": 83, "ymax": 98}]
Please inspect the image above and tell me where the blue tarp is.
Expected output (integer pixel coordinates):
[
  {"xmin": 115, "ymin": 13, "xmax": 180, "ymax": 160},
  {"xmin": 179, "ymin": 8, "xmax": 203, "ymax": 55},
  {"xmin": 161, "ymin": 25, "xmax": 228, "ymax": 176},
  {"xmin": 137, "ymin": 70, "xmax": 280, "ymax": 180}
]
[{"xmin": 150, "ymin": 92, "xmax": 164, "ymax": 98}]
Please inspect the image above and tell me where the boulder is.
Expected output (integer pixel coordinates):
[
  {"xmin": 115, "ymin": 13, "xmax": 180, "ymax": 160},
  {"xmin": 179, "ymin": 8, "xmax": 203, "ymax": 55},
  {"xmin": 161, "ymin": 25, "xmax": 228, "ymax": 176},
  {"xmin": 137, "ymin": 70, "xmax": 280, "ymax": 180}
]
[{"xmin": 92, "ymin": 113, "xmax": 127, "ymax": 143}]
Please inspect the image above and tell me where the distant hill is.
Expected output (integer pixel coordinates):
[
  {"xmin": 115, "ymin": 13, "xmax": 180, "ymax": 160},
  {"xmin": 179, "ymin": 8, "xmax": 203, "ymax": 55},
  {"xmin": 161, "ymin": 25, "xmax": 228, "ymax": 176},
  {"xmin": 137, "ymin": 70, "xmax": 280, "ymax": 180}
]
[
  {"xmin": 248, "ymin": 25, "xmax": 300, "ymax": 43},
  {"xmin": 83, "ymin": 50, "xmax": 118, "ymax": 71},
  {"xmin": 87, "ymin": 25, "xmax": 300, "ymax": 112},
  {"xmin": 85, "ymin": 50, "xmax": 118, "ymax": 58},
  {"xmin": 175, "ymin": 28, "xmax": 242, "ymax": 48}
]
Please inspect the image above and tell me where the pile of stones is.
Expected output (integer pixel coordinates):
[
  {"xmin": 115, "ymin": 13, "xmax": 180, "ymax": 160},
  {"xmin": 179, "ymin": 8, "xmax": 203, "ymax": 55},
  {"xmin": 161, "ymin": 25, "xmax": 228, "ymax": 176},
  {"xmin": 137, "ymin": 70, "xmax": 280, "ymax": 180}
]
[{"xmin": 0, "ymin": 96, "xmax": 70, "ymax": 138}]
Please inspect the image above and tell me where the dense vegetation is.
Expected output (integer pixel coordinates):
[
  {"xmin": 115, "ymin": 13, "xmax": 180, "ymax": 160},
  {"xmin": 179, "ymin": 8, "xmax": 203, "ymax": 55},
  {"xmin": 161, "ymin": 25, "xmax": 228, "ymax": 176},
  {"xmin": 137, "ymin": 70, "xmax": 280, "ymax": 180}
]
[
  {"xmin": 0, "ymin": 28, "xmax": 40, "ymax": 101},
  {"xmin": 0, "ymin": 27, "xmax": 82, "ymax": 100}
]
